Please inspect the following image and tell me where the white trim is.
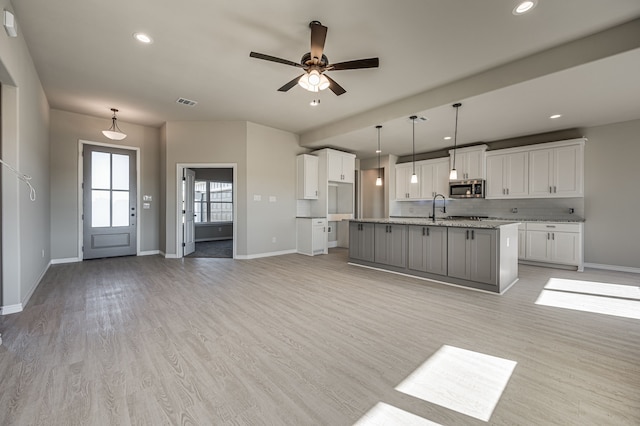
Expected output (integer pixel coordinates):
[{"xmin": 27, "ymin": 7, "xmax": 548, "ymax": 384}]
[
  {"xmin": 139, "ymin": 250, "xmax": 160, "ymax": 256},
  {"xmin": 78, "ymin": 140, "xmax": 141, "ymax": 260},
  {"xmin": 584, "ymin": 263, "xmax": 640, "ymax": 274},
  {"xmin": 235, "ymin": 249, "xmax": 297, "ymax": 260},
  {"xmin": 328, "ymin": 241, "xmax": 339, "ymax": 248},
  {"xmin": 1, "ymin": 304, "xmax": 23, "ymax": 315},
  {"xmin": 51, "ymin": 257, "xmax": 81, "ymax": 264},
  {"xmin": 175, "ymin": 163, "xmax": 238, "ymax": 259}
]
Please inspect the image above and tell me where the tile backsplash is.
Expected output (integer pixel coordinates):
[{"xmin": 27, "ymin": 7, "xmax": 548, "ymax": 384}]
[{"xmin": 391, "ymin": 198, "xmax": 584, "ymax": 221}]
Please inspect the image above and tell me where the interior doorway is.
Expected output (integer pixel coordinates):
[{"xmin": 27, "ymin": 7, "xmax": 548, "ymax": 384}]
[{"xmin": 177, "ymin": 164, "xmax": 236, "ymax": 259}]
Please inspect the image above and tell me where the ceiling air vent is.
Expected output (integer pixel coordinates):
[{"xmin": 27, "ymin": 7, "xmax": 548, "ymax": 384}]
[{"xmin": 176, "ymin": 97, "xmax": 198, "ymax": 107}]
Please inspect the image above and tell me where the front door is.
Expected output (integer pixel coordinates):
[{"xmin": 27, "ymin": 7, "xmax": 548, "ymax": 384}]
[{"xmin": 83, "ymin": 144, "xmax": 137, "ymax": 259}]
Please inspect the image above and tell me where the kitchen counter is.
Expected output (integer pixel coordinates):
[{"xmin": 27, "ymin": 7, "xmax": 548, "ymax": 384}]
[
  {"xmin": 388, "ymin": 216, "xmax": 585, "ymax": 223},
  {"xmin": 349, "ymin": 219, "xmax": 519, "ymax": 294},
  {"xmin": 352, "ymin": 217, "xmax": 518, "ymax": 229}
]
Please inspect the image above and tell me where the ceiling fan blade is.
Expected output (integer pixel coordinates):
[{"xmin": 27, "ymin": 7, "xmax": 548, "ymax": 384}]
[
  {"xmin": 310, "ymin": 22, "xmax": 328, "ymax": 64},
  {"xmin": 278, "ymin": 74, "xmax": 305, "ymax": 92},
  {"xmin": 328, "ymin": 57, "xmax": 379, "ymax": 71},
  {"xmin": 250, "ymin": 52, "xmax": 302, "ymax": 68},
  {"xmin": 324, "ymin": 74, "xmax": 346, "ymax": 96}
]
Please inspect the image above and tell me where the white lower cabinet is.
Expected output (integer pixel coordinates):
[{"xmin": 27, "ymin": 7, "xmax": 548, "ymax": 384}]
[
  {"xmin": 522, "ymin": 222, "xmax": 583, "ymax": 269},
  {"xmin": 296, "ymin": 218, "xmax": 327, "ymax": 256}
]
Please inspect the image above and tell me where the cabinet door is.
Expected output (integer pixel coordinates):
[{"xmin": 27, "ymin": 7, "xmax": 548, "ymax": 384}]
[
  {"xmin": 395, "ymin": 165, "xmax": 420, "ymax": 200},
  {"xmin": 419, "ymin": 163, "xmax": 436, "ymax": 199},
  {"xmin": 425, "ymin": 226, "xmax": 448, "ymax": 276},
  {"xmin": 525, "ymin": 230, "xmax": 552, "ymax": 261},
  {"xmin": 341, "ymin": 154, "xmax": 355, "ymax": 183},
  {"xmin": 312, "ymin": 222, "xmax": 326, "ymax": 254},
  {"xmin": 469, "ymin": 229, "xmax": 497, "ymax": 285},
  {"xmin": 349, "ymin": 222, "xmax": 374, "ymax": 262},
  {"xmin": 374, "ymin": 224, "xmax": 390, "ymax": 264},
  {"xmin": 518, "ymin": 229, "xmax": 526, "ymax": 259},
  {"xmin": 465, "ymin": 150, "xmax": 485, "ymax": 180},
  {"xmin": 529, "ymin": 148, "xmax": 554, "ymax": 196},
  {"xmin": 327, "ymin": 151, "xmax": 344, "ymax": 182},
  {"xmin": 387, "ymin": 224, "xmax": 407, "ymax": 268},
  {"xmin": 433, "ymin": 160, "xmax": 451, "ymax": 198},
  {"xmin": 408, "ymin": 226, "xmax": 428, "ymax": 271},
  {"xmin": 553, "ymin": 145, "xmax": 582, "ymax": 196},
  {"xmin": 551, "ymin": 231, "xmax": 580, "ymax": 265},
  {"xmin": 505, "ymin": 152, "xmax": 529, "ymax": 197},
  {"xmin": 486, "ymin": 155, "xmax": 506, "ymax": 198},
  {"xmin": 447, "ymin": 228, "xmax": 470, "ymax": 280}
]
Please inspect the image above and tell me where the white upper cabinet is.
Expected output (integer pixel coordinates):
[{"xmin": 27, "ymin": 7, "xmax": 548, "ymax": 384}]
[
  {"xmin": 395, "ymin": 163, "xmax": 421, "ymax": 200},
  {"xmin": 327, "ymin": 150, "xmax": 356, "ymax": 183},
  {"xmin": 486, "ymin": 151, "xmax": 529, "ymax": 198},
  {"xmin": 529, "ymin": 142, "xmax": 584, "ymax": 197},
  {"xmin": 420, "ymin": 158, "xmax": 450, "ymax": 199},
  {"xmin": 449, "ymin": 145, "xmax": 487, "ymax": 180},
  {"xmin": 296, "ymin": 154, "xmax": 319, "ymax": 199}
]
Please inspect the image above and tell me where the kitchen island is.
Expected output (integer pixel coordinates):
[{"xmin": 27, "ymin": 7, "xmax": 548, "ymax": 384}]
[{"xmin": 349, "ymin": 218, "xmax": 519, "ymax": 294}]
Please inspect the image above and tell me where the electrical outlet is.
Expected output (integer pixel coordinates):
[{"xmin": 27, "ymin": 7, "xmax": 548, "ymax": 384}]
[{"xmin": 41, "ymin": 249, "xmax": 45, "ymax": 258}]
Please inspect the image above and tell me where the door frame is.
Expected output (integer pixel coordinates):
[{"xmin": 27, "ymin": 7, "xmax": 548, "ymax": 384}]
[
  {"xmin": 175, "ymin": 163, "xmax": 237, "ymax": 259},
  {"xmin": 78, "ymin": 140, "xmax": 141, "ymax": 259}
]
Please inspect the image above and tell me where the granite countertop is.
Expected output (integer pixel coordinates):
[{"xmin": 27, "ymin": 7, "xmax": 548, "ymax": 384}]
[{"xmin": 350, "ymin": 218, "xmax": 519, "ymax": 229}]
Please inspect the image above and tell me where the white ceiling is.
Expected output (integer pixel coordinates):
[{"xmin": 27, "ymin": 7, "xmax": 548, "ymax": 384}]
[{"xmin": 10, "ymin": 0, "xmax": 640, "ymax": 159}]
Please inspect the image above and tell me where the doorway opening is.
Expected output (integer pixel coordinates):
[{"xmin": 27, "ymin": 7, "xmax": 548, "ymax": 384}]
[{"xmin": 177, "ymin": 164, "xmax": 237, "ymax": 259}]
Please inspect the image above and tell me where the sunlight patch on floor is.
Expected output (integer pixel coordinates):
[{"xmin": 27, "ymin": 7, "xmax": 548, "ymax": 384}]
[
  {"xmin": 536, "ymin": 278, "xmax": 640, "ymax": 319},
  {"xmin": 353, "ymin": 402, "xmax": 441, "ymax": 426},
  {"xmin": 395, "ymin": 345, "xmax": 517, "ymax": 422}
]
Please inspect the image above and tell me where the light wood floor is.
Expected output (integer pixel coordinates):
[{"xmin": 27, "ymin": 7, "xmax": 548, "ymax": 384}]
[{"xmin": 1, "ymin": 249, "xmax": 638, "ymax": 425}]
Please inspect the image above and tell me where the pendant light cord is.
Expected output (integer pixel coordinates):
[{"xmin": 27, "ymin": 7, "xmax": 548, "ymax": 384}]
[
  {"xmin": 453, "ymin": 103, "xmax": 460, "ymax": 170},
  {"xmin": 376, "ymin": 125, "xmax": 382, "ymax": 177},
  {"xmin": 410, "ymin": 115, "xmax": 417, "ymax": 175}
]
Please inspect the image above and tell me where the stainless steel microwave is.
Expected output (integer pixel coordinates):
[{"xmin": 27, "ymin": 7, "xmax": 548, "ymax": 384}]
[{"xmin": 449, "ymin": 179, "xmax": 485, "ymax": 198}]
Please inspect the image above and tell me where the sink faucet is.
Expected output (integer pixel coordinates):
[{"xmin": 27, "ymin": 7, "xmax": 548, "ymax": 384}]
[{"xmin": 431, "ymin": 193, "xmax": 446, "ymax": 222}]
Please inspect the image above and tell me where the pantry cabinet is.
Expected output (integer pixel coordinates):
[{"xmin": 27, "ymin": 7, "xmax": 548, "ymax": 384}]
[{"xmin": 296, "ymin": 154, "xmax": 319, "ymax": 199}]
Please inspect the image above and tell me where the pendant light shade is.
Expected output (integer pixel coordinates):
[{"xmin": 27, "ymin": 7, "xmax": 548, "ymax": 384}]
[
  {"xmin": 410, "ymin": 115, "xmax": 418, "ymax": 184},
  {"xmin": 375, "ymin": 125, "xmax": 383, "ymax": 186},
  {"xmin": 102, "ymin": 108, "xmax": 127, "ymax": 140},
  {"xmin": 449, "ymin": 103, "xmax": 461, "ymax": 180}
]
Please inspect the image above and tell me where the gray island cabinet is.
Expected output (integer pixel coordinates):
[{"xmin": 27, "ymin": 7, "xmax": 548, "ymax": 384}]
[{"xmin": 348, "ymin": 218, "xmax": 519, "ymax": 294}]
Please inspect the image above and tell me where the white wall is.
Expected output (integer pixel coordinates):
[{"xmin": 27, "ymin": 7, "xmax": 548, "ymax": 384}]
[
  {"xmin": 1, "ymin": 0, "xmax": 50, "ymax": 310},
  {"xmin": 49, "ymin": 109, "xmax": 161, "ymax": 260},
  {"xmin": 583, "ymin": 119, "xmax": 640, "ymax": 269}
]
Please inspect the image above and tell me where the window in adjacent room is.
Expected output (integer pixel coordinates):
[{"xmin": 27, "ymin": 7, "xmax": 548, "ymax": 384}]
[{"xmin": 195, "ymin": 180, "xmax": 232, "ymax": 223}]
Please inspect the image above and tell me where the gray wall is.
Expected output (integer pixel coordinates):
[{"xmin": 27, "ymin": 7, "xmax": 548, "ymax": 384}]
[
  {"xmin": 1, "ymin": 0, "xmax": 51, "ymax": 309},
  {"xmin": 49, "ymin": 109, "xmax": 161, "ymax": 259},
  {"xmin": 582, "ymin": 119, "xmax": 640, "ymax": 269},
  {"xmin": 163, "ymin": 121, "xmax": 248, "ymax": 256}
]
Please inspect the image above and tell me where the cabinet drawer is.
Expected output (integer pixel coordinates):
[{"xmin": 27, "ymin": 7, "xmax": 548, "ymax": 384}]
[
  {"xmin": 312, "ymin": 219, "xmax": 326, "ymax": 226},
  {"xmin": 526, "ymin": 222, "xmax": 580, "ymax": 233}
]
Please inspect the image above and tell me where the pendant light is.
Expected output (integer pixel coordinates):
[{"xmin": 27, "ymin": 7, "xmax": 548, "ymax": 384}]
[
  {"xmin": 375, "ymin": 125, "xmax": 383, "ymax": 186},
  {"xmin": 410, "ymin": 115, "xmax": 418, "ymax": 183},
  {"xmin": 102, "ymin": 108, "xmax": 127, "ymax": 140},
  {"xmin": 449, "ymin": 103, "xmax": 462, "ymax": 180}
]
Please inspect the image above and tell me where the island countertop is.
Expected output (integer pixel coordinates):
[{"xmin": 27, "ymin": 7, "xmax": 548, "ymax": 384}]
[{"xmin": 350, "ymin": 217, "xmax": 519, "ymax": 229}]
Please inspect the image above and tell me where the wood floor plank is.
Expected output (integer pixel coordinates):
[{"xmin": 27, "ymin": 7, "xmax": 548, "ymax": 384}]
[{"xmin": 0, "ymin": 250, "xmax": 638, "ymax": 425}]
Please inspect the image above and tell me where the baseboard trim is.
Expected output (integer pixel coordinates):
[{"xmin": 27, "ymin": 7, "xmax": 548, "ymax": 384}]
[
  {"xmin": 584, "ymin": 262, "xmax": 640, "ymax": 274},
  {"xmin": 328, "ymin": 241, "xmax": 338, "ymax": 248},
  {"xmin": 164, "ymin": 253, "xmax": 179, "ymax": 259},
  {"xmin": 1, "ymin": 304, "xmax": 23, "ymax": 315},
  {"xmin": 51, "ymin": 257, "xmax": 81, "ymax": 264},
  {"xmin": 235, "ymin": 249, "xmax": 297, "ymax": 260},
  {"xmin": 139, "ymin": 250, "xmax": 160, "ymax": 256}
]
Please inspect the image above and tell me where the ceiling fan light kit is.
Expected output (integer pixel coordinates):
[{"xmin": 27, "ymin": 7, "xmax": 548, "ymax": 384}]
[
  {"xmin": 250, "ymin": 21, "xmax": 379, "ymax": 96},
  {"xmin": 102, "ymin": 108, "xmax": 127, "ymax": 140}
]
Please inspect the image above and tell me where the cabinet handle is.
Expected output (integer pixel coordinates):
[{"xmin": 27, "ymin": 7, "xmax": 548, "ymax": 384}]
[
  {"xmin": 549, "ymin": 186, "xmax": 552, "ymax": 193},
  {"xmin": 554, "ymin": 186, "xmax": 557, "ymax": 193},
  {"xmin": 389, "ymin": 226, "xmax": 392, "ymax": 233},
  {"xmin": 546, "ymin": 225, "xmax": 556, "ymax": 228},
  {"xmin": 471, "ymin": 230, "xmax": 475, "ymax": 240},
  {"xmin": 427, "ymin": 228, "xmax": 430, "ymax": 237},
  {"xmin": 552, "ymin": 233, "xmax": 555, "ymax": 240},
  {"xmin": 466, "ymin": 230, "xmax": 469, "ymax": 240},
  {"xmin": 323, "ymin": 227, "xmax": 326, "ymax": 232},
  {"xmin": 547, "ymin": 232, "xmax": 550, "ymax": 240},
  {"xmin": 506, "ymin": 188, "xmax": 509, "ymax": 195},
  {"xmin": 422, "ymin": 227, "xmax": 425, "ymax": 236}
]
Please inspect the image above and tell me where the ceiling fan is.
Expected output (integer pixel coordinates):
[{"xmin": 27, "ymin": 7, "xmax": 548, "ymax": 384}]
[{"xmin": 249, "ymin": 21, "xmax": 379, "ymax": 96}]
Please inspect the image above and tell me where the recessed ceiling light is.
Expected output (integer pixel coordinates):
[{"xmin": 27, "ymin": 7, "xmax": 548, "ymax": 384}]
[
  {"xmin": 133, "ymin": 32, "xmax": 153, "ymax": 44},
  {"xmin": 513, "ymin": 0, "xmax": 537, "ymax": 15},
  {"xmin": 444, "ymin": 136, "xmax": 452, "ymax": 140},
  {"xmin": 550, "ymin": 114, "xmax": 562, "ymax": 119}
]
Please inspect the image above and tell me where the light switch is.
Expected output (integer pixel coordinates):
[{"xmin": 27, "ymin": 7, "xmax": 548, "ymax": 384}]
[{"xmin": 143, "ymin": 195, "xmax": 152, "ymax": 201}]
